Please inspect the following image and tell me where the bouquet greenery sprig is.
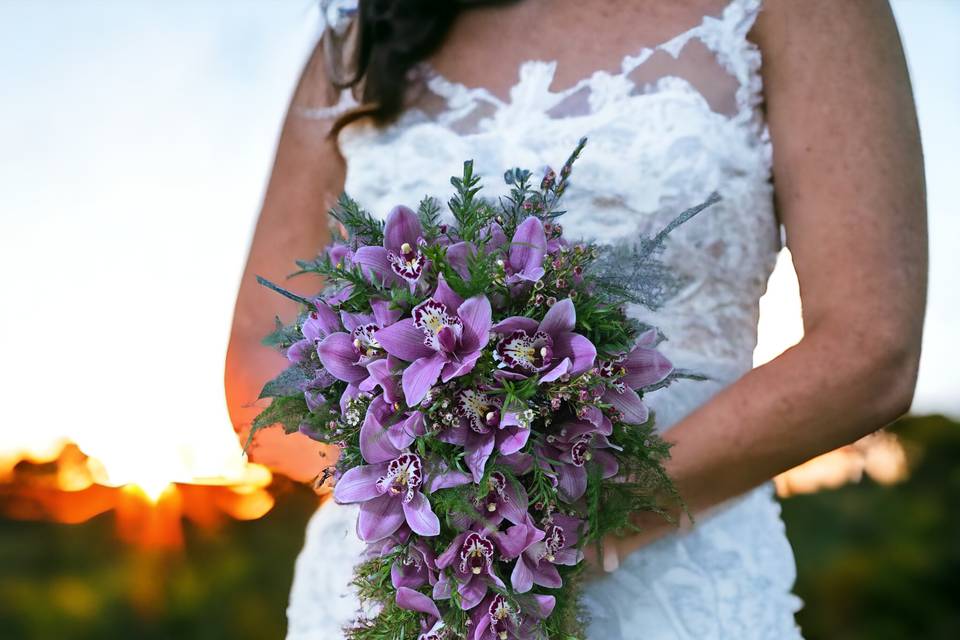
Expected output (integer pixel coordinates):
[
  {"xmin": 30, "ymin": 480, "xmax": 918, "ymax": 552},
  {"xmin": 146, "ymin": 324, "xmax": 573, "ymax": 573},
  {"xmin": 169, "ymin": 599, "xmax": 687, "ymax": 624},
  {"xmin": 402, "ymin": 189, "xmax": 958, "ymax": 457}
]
[{"xmin": 252, "ymin": 138, "xmax": 715, "ymax": 639}]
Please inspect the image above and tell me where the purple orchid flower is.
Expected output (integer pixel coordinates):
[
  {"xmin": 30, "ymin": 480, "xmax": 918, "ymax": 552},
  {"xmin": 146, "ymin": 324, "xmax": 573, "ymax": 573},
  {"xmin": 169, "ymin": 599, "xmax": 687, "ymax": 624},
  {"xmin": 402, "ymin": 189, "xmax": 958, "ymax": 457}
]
[
  {"xmin": 468, "ymin": 592, "xmax": 556, "ymax": 640},
  {"xmin": 395, "ymin": 587, "xmax": 447, "ymax": 640},
  {"xmin": 600, "ymin": 328, "xmax": 673, "ymax": 424},
  {"xmin": 440, "ymin": 389, "xmax": 532, "ymax": 482},
  {"xmin": 334, "ymin": 452, "xmax": 441, "ymax": 541},
  {"xmin": 286, "ymin": 301, "xmax": 341, "ymax": 365},
  {"xmin": 504, "ymin": 216, "xmax": 547, "ymax": 284},
  {"xmin": 491, "ymin": 298, "xmax": 596, "ymax": 383},
  {"xmin": 537, "ymin": 419, "xmax": 619, "ymax": 501},
  {"xmin": 375, "ymin": 280, "xmax": 492, "ymax": 406},
  {"xmin": 473, "ymin": 470, "xmax": 528, "ymax": 526},
  {"xmin": 434, "ymin": 529, "xmax": 506, "ymax": 610},
  {"xmin": 316, "ymin": 299, "xmax": 401, "ymax": 387},
  {"xmin": 510, "ymin": 513, "xmax": 584, "ymax": 593},
  {"xmin": 352, "ymin": 205, "xmax": 427, "ymax": 291},
  {"xmin": 391, "ymin": 537, "xmax": 439, "ymax": 590}
]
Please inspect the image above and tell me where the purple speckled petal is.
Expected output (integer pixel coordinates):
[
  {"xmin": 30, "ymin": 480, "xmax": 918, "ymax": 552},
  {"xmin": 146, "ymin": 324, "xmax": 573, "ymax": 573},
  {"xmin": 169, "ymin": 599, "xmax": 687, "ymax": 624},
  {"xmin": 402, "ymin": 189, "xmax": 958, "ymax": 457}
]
[
  {"xmin": 317, "ymin": 332, "xmax": 368, "ymax": 383},
  {"xmin": 383, "ymin": 205, "xmax": 422, "ymax": 254},
  {"xmin": 401, "ymin": 353, "xmax": 446, "ymax": 406},
  {"xmin": 357, "ymin": 494, "xmax": 404, "ymax": 541},
  {"xmin": 403, "ymin": 492, "xmax": 441, "ymax": 537},
  {"xmin": 375, "ymin": 319, "xmax": 434, "ymax": 362},
  {"xmin": 635, "ymin": 327, "xmax": 658, "ymax": 347},
  {"xmin": 333, "ymin": 463, "xmax": 387, "ymax": 504}
]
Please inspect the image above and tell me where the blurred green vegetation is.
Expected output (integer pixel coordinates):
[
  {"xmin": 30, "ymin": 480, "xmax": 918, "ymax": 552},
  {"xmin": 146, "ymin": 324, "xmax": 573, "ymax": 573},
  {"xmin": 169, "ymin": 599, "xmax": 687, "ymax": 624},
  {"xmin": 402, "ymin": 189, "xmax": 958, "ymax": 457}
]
[
  {"xmin": 0, "ymin": 414, "xmax": 957, "ymax": 639},
  {"xmin": 782, "ymin": 414, "xmax": 960, "ymax": 640}
]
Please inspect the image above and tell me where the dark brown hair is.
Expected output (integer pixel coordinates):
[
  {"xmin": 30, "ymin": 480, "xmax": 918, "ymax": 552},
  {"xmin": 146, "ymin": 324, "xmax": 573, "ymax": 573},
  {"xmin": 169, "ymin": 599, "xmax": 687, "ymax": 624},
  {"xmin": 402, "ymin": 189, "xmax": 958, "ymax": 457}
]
[{"xmin": 330, "ymin": 0, "xmax": 517, "ymax": 134}]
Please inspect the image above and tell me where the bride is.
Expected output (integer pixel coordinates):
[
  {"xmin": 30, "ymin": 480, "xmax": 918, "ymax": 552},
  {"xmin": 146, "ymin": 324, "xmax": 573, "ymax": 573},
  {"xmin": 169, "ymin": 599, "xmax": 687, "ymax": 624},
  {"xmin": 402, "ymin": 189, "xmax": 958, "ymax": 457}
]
[{"xmin": 224, "ymin": 0, "xmax": 926, "ymax": 637}]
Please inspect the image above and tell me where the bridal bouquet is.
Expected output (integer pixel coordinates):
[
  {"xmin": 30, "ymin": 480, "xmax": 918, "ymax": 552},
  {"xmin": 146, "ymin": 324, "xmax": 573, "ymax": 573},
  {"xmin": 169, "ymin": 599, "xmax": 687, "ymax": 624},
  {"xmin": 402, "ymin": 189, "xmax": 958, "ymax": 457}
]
[{"xmin": 251, "ymin": 139, "xmax": 713, "ymax": 639}]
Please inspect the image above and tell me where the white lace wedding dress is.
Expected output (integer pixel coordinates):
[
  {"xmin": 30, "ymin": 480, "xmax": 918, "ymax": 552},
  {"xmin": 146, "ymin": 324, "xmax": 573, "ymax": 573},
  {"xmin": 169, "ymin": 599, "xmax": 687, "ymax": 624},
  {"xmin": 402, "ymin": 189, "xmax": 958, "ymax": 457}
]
[{"xmin": 286, "ymin": 0, "xmax": 804, "ymax": 637}]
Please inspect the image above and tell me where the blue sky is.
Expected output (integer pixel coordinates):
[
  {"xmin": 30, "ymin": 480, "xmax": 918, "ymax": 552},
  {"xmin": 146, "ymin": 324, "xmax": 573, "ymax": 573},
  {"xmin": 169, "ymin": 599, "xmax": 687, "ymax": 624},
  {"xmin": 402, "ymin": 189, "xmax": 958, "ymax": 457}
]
[{"xmin": 0, "ymin": 1, "xmax": 956, "ymax": 484}]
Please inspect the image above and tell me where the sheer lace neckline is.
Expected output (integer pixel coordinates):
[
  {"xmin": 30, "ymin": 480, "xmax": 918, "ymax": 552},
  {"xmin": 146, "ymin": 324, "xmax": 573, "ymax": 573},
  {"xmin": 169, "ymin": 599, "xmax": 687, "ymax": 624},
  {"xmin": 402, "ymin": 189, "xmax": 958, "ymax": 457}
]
[{"xmin": 416, "ymin": 0, "xmax": 763, "ymax": 127}]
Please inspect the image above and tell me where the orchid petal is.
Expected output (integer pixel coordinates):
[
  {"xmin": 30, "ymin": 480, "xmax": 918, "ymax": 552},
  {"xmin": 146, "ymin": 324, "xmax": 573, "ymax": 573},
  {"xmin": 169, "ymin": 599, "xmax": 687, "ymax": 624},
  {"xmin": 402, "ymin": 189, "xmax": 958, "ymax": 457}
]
[
  {"xmin": 445, "ymin": 242, "xmax": 475, "ymax": 280},
  {"xmin": 557, "ymin": 464, "xmax": 587, "ymax": 501},
  {"xmin": 395, "ymin": 587, "xmax": 441, "ymax": 620},
  {"xmin": 539, "ymin": 298, "xmax": 576, "ymax": 335},
  {"xmin": 458, "ymin": 575, "xmax": 487, "ymax": 610},
  {"xmin": 465, "ymin": 433, "xmax": 495, "ymax": 483},
  {"xmin": 383, "ymin": 205, "xmax": 422, "ymax": 253},
  {"xmin": 604, "ymin": 387, "xmax": 650, "ymax": 424},
  {"xmin": 339, "ymin": 310, "xmax": 372, "ymax": 333},
  {"xmin": 401, "ymin": 353, "xmax": 446, "ymax": 406},
  {"xmin": 553, "ymin": 332, "xmax": 597, "ymax": 376},
  {"xmin": 357, "ymin": 494, "xmax": 404, "ymax": 541},
  {"xmin": 511, "ymin": 556, "xmax": 534, "ymax": 593},
  {"xmin": 457, "ymin": 295, "xmax": 492, "ymax": 353},
  {"xmin": 317, "ymin": 332, "xmax": 367, "ymax": 383},
  {"xmin": 403, "ymin": 492, "xmax": 441, "ymax": 537},
  {"xmin": 433, "ymin": 273, "xmax": 464, "ymax": 311},
  {"xmin": 360, "ymin": 404, "xmax": 403, "ymax": 464},
  {"xmin": 333, "ymin": 463, "xmax": 388, "ymax": 503},
  {"xmin": 622, "ymin": 346, "xmax": 674, "ymax": 389},
  {"xmin": 440, "ymin": 350, "xmax": 481, "ymax": 383},
  {"xmin": 353, "ymin": 246, "xmax": 401, "ymax": 287},
  {"xmin": 497, "ymin": 427, "xmax": 530, "ymax": 456},
  {"xmin": 490, "ymin": 316, "xmax": 539, "ymax": 335},
  {"xmin": 538, "ymin": 357, "xmax": 571, "ymax": 383},
  {"xmin": 532, "ymin": 562, "xmax": 562, "ymax": 589},
  {"xmin": 370, "ymin": 298, "xmax": 402, "ymax": 328},
  {"xmin": 509, "ymin": 216, "xmax": 547, "ymax": 277},
  {"xmin": 529, "ymin": 594, "xmax": 556, "ymax": 619},
  {"xmin": 375, "ymin": 319, "xmax": 434, "ymax": 362},
  {"xmin": 435, "ymin": 532, "xmax": 468, "ymax": 570}
]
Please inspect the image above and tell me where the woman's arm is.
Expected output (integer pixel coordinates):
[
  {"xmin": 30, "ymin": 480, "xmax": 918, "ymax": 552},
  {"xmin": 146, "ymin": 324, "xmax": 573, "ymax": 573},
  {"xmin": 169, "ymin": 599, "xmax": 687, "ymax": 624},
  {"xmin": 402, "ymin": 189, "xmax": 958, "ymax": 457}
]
[
  {"xmin": 224, "ymin": 43, "xmax": 346, "ymax": 483},
  {"xmin": 604, "ymin": 0, "xmax": 926, "ymax": 568}
]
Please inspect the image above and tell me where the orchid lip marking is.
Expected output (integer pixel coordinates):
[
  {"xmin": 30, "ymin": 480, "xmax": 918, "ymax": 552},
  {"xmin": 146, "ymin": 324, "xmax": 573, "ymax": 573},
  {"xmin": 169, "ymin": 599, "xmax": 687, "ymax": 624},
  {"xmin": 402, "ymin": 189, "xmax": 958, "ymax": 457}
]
[{"xmin": 376, "ymin": 454, "xmax": 423, "ymax": 503}]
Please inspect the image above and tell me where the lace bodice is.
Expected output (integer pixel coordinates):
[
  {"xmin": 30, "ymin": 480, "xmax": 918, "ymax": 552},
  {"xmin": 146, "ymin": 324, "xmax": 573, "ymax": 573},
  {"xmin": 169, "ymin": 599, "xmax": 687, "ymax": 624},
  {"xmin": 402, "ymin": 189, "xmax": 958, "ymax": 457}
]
[
  {"xmin": 304, "ymin": 0, "xmax": 779, "ymax": 377},
  {"xmin": 288, "ymin": 1, "xmax": 802, "ymax": 638}
]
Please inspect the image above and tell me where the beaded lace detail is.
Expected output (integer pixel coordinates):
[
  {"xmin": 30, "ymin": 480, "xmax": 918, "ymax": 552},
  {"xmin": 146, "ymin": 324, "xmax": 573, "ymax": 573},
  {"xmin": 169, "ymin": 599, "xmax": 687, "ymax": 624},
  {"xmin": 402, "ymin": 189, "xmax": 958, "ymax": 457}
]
[{"xmin": 287, "ymin": 1, "xmax": 803, "ymax": 638}]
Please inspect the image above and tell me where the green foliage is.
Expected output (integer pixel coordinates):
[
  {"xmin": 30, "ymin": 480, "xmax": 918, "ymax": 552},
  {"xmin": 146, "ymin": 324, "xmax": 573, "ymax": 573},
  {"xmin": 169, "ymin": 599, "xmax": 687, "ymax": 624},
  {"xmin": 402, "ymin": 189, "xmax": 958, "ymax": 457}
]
[
  {"xmin": 257, "ymin": 365, "xmax": 310, "ymax": 400},
  {"xmin": 329, "ymin": 193, "xmax": 384, "ymax": 246},
  {"xmin": 244, "ymin": 395, "xmax": 308, "ymax": 452}
]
